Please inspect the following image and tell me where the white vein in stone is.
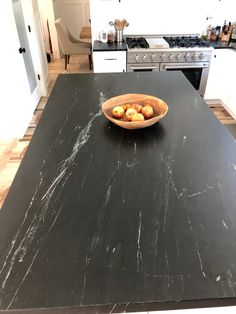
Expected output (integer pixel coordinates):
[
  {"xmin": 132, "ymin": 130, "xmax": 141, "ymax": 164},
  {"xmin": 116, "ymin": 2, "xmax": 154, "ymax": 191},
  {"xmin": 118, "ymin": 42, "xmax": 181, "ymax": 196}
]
[
  {"xmin": 216, "ymin": 275, "xmax": 221, "ymax": 282},
  {"xmin": 165, "ymin": 251, "xmax": 169, "ymax": 269},
  {"xmin": 80, "ymin": 153, "xmax": 93, "ymax": 195},
  {"xmin": 80, "ymin": 271, "xmax": 87, "ymax": 305},
  {"xmin": 222, "ymin": 220, "xmax": 229, "ymax": 230},
  {"xmin": 216, "ymin": 173, "xmax": 223, "ymax": 194},
  {"xmin": 117, "ymin": 160, "xmax": 121, "ymax": 169},
  {"xmin": 6, "ymin": 203, "xmax": 64, "ymax": 309},
  {"xmin": 105, "ymin": 185, "xmax": 111, "ymax": 204},
  {"xmin": 176, "ymin": 240, "xmax": 180, "ymax": 257},
  {"xmin": 122, "ymin": 190, "xmax": 125, "ymax": 204},
  {"xmin": 137, "ymin": 211, "xmax": 142, "ymax": 272},
  {"xmin": 0, "ymin": 173, "xmax": 42, "ymax": 276},
  {"xmin": 187, "ymin": 185, "xmax": 214, "ymax": 198},
  {"xmin": 195, "ymin": 240, "xmax": 206, "ymax": 278},
  {"xmin": 160, "ymin": 155, "xmax": 173, "ymax": 233},
  {"xmin": 226, "ymin": 269, "xmax": 235, "ymax": 294},
  {"xmin": 0, "ymin": 169, "xmax": 44, "ymax": 285},
  {"xmin": 0, "ymin": 96, "xmax": 104, "ymax": 304},
  {"xmin": 109, "ymin": 304, "xmax": 116, "ymax": 313},
  {"xmin": 59, "ymin": 88, "xmax": 80, "ymax": 135},
  {"xmin": 126, "ymin": 161, "xmax": 137, "ymax": 168}
]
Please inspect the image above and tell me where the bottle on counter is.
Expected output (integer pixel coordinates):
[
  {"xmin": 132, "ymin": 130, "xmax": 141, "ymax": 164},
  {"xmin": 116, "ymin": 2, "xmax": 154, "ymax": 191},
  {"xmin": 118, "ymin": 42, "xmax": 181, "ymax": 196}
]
[
  {"xmin": 222, "ymin": 20, "xmax": 227, "ymax": 33},
  {"xmin": 107, "ymin": 21, "xmax": 115, "ymax": 44},
  {"xmin": 229, "ymin": 22, "xmax": 232, "ymax": 36},
  {"xmin": 232, "ymin": 23, "xmax": 236, "ymax": 40},
  {"xmin": 215, "ymin": 26, "xmax": 221, "ymax": 40},
  {"xmin": 207, "ymin": 24, "xmax": 212, "ymax": 40},
  {"xmin": 221, "ymin": 20, "xmax": 231, "ymax": 42},
  {"xmin": 210, "ymin": 27, "xmax": 217, "ymax": 41}
]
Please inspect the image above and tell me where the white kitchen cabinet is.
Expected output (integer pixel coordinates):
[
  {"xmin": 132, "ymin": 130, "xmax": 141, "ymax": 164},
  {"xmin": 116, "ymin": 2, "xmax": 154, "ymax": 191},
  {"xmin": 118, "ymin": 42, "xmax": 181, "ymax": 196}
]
[
  {"xmin": 226, "ymin": 52, "xmax": 236, "ymax": 119},
  {"xmin": 224, "ymin": 49, "xmax": 236, "ymax": 119},
  {"xmin": 93, "ymin": 51, "xmax": 126, "ymax": 73},
  {"xmin": 227, "ymin": 88, "xmax": 236, "ymax": 120},
  {"xmin": 204, "ymin": 48, "xmax": 236, "ymax": 118},
  {"xmin": 204, "ymin": 49, "xmax": 229, "ymax": 103}
]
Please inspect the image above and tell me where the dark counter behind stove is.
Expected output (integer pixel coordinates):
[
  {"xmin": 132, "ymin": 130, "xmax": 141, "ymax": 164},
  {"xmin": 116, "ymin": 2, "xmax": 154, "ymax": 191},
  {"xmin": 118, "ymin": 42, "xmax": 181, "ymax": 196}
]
[{"xmin": 0, "ymin": 72, "xmax": 236, "ymax": 313}]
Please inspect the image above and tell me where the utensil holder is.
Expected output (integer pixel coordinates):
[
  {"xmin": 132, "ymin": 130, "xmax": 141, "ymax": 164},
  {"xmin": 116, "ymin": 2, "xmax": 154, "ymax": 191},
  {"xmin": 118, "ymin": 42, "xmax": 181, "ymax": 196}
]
[{"xmin": 116, "ymin": 29, "xmax": 123, "ymax": 43}]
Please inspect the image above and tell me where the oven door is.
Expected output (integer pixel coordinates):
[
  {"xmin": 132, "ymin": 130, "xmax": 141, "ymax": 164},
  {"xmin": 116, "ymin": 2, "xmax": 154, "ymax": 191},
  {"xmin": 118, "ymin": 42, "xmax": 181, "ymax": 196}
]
[
  {"xmin": 127, "ymin": 63, "xmax": 160, "ymax": 72},
  {"xmin": 160, "ymin": 62, "xmax": 210, "ymax": 96}
]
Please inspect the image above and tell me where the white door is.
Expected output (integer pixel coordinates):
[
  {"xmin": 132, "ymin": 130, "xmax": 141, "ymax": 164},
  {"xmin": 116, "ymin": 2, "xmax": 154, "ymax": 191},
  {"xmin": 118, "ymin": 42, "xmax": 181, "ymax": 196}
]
[
  {"xmin": 0, "ymin": 2, "xmax": 37, "ymax": 138},
  {"xmin": 12, "ymin": 0, "xmax": 41, "ymax": 108},
  {"xmin": 21, "ymin": 0, "xmax": 49, "ymax": 96}
]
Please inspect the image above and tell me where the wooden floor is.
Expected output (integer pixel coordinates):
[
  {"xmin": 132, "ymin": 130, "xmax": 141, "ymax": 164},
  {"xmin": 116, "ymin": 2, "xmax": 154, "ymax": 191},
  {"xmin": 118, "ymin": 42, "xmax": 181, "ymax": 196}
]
[
  {"xmin": 0, "ymin": 58, "xmax": 235, "ymax": 208},
  {"xmin": 207, "ymin": 102, "xmax": 236, "ymax": 125}
]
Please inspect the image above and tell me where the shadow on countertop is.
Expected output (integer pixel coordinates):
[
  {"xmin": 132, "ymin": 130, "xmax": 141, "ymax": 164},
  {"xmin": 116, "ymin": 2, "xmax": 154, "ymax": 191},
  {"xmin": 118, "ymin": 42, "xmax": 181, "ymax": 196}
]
[{"xmin": 224, "ymin": 124, "xmax": 236, "ymax": 139}]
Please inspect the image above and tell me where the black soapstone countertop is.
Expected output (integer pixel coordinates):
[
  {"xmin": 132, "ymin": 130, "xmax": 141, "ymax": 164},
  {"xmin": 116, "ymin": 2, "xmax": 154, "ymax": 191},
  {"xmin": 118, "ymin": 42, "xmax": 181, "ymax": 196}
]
[
  {"xmin": 93, "ymin": 40, "xmax": 127, "ymax": 51},
  {"xmin": 0, "ymin": 72, "xmax": 236, "ymax": 313},
  {"xmin": 209, "ymin": 38, "xmax": 236, "ymax": 50}
]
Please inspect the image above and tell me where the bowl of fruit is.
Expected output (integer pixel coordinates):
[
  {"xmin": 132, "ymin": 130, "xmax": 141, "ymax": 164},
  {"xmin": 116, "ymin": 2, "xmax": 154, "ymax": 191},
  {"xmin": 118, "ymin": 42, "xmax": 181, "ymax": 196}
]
[{"xmin": 102, "ymin": 93, "xmax": 168, "ymax": 129}]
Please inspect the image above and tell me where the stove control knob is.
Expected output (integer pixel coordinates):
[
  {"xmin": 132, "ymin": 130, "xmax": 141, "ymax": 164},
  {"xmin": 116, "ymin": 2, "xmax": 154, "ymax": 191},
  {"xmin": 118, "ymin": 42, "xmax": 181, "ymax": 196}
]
[
  {"xmin": 143, "ymin": 55, "xmax": 147, "ymax": 61},
  {"xmin": 175, "ymin": 53, "xmax": 181, "ymax": 61},
  {"xmin": 160, "ymin": 53, "xmax": 165, "ymax": 61},
  {"xmin": 150, "ymin": 53, "xmax": 155, "ymax": 61},
  {"xmin": 199, "ymin": 53, "xmax": 205, "ymax": 60},
  {"xmin": 192, "ymin": 53, "xmax": 198, "ymax": 60},
  {"xmin": 168, "ymin": 53, "xmax": 174, "ymax": 61},
  {"xmin": 134, "ymin": 55, "xmax": 139, "ymax": 62},
  {"xmin": 184, "ymin": 53, "xmax": 191, "ymax": 61}
]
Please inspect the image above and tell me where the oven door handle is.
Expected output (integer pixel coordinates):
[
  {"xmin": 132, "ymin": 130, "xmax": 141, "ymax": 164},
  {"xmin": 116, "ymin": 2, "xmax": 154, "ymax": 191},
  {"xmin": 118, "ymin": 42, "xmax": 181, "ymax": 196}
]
[
  {"xmin": 130, "ymin": 66, "xmax": 158, "ymax": 70},
  {"xmin": 163, "ymin": 64, "xmax": 208, "ymax": 70}
]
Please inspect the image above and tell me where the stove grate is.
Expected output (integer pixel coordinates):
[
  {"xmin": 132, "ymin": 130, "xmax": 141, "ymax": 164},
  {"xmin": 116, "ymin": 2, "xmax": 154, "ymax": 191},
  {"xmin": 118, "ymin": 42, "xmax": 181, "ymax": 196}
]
[
  {"xmin": 126, "ymin": 37, "xmax": 149, "ymax": 49},
  {"xmin": 163, "ymin": 36, "xmax": 210, "ymax": 48}
]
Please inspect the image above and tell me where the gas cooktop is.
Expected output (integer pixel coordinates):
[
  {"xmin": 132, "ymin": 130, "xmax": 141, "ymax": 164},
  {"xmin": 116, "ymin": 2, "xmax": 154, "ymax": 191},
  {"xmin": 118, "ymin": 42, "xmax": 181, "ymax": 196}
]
[
  {"xmin": 126, "ymin": 36, "xmax": 210, "ymax": 49},
  {"xmin": 163, "ymin": 36, "xmax": 210, "ymax": 48}
]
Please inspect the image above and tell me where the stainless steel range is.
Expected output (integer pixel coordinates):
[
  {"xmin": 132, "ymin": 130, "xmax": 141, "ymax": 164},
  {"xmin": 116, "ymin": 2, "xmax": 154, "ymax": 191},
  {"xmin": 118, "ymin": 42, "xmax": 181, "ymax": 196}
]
[{"xmin": 126, "ymin": 36, "xmax": 213, "ymax": 96}]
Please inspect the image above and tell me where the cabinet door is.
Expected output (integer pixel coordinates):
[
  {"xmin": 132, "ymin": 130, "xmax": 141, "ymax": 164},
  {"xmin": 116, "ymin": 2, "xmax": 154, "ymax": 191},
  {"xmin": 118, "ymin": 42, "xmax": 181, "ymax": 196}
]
[
  {"xmin": 226, "ymin": 50, "xmax": 236, "ymax": 119},
  {"xmin": 227, "ymin": 88, "xmax": 236, "ymax": 119},
  {"xmin": 93, "ymin": 51, "xmax": 126, "ymax": 73},
  {"xmin": 204, "ymin": 49, "xmax": 229, "ymax": 101}
]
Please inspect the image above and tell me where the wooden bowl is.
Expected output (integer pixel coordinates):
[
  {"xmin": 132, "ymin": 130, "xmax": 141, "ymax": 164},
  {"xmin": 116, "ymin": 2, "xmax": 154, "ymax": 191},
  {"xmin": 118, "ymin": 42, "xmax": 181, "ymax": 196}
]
[{"xmin": 102, "ymin": 93, "xmax": 168, "ymax": 129}]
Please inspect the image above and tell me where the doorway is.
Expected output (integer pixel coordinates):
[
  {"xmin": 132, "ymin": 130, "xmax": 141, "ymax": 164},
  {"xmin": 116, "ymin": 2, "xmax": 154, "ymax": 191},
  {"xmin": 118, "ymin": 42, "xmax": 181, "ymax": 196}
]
[
  {"xmin": 12, "ymin": 0, "xmax": 41, "ymax": 107},
  {"xmin": 53, "ymin": 0, "xmax": 91, "ymax": 40}
]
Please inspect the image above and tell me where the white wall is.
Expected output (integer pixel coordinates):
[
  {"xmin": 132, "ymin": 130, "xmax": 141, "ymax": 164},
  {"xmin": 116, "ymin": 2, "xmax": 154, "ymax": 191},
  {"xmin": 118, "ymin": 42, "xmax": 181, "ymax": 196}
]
[
  {"xmin": 90, "ymin": 0, "xmax": 236, "ymax": 41},
  {"xmin": 206, "ymin": 0, "xmax": 236, "ymax": 27},
  {"xmin": 90, "ymin": 0, "xmax": 207, "ymax": 41}
]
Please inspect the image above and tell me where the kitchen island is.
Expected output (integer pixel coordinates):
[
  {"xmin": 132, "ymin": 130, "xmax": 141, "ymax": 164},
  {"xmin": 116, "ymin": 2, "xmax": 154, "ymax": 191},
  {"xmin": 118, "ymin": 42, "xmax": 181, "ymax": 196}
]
[{"xmin": 0, "ymin": 72, "xmax": 236, "ymax": 313}]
